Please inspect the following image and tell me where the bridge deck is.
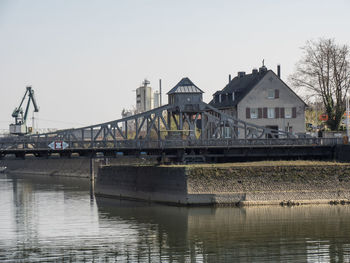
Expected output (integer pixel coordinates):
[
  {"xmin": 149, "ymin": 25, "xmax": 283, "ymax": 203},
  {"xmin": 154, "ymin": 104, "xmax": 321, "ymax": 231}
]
[{"xmin": 0, "ymin": 141, "xmax": 337, "ymax": 163}]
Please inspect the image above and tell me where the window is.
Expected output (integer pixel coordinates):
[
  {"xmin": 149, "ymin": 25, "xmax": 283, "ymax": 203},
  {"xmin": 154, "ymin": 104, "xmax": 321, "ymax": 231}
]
[
  {"xmin": 250, "ymin": 108, "xmax": 258, "ymax": 119},
  {"xmin": 267, "ymin": 89, "xmax": 274, "ymax": 99},
  {"xmin": 224, "ymin": 127, "xmax": 231, "ymax": 138},
  {"xmin": 219, "ymin": 94, "xmax": 222, "ymax": 103},
  {"xmin": 268, "ymin": 108, "xmax": 275, "ymax": 118},
  {"xmin": 232, "ymin": 92, "xmax": 235, "ymax": 101},
  {"xmin": 222, "ymin": 94, "xmax": 226, "ymax": 101},
  {"xmin": 214, "ymin": 95, "xmax": 219, "ymax": 103},
  {"xmin": 285, "ymin": 108, "xmax": 292, "ymax": 118},
  {"xmin": 275, "ymin": 89, "xmax": 279, "ymax": 98}
]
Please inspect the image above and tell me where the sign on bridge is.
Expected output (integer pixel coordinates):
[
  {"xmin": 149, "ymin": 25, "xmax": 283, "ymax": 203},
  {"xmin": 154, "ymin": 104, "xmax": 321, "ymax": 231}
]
[{"xmin": 48, "ymin": 141, "xmax": 69, "ymax": 150}]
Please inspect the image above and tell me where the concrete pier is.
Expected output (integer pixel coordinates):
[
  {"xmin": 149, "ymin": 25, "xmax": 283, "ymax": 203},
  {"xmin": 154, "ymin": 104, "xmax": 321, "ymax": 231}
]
[
  {"xmin": 1, "ymin": 156, "xmax": 155, "ymax": 178},
  {"xmin": 95, "ymin": 162, "xmax": 350, "ymax": 206},
  {"xmin": 2, "ymin": 158, "xmax": 92, "ymax": 178}
]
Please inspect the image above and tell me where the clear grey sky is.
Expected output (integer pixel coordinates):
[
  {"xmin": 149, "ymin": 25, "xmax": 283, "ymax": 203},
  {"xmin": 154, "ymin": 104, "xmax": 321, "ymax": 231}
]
[{"xmin": 1, "ymin": 0, "xmax": 349, "ymax": 131}]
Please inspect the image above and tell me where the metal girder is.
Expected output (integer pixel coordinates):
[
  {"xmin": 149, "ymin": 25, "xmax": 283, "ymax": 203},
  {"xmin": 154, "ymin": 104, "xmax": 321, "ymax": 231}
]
[
  {"xmin": 0, "ymin": 101, "xmax": 306, "ymax": 152},
  {"xmin": 201, "ymin": 103, "xmax": 295, "ymax": 139}
]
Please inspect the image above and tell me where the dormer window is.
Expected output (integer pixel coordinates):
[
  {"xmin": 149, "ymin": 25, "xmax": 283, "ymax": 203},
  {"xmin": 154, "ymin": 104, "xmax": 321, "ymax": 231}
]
[
  {"xmin": 219, "ymin": 94, "xmax": 222, "ymax": 103},
  {"xmin": 232, "ymin": 92, "xmax": 235, "ymax": 101},
  {"xmin": 215, "ymin": 95, "xmax": 219, "ymax": 103}
]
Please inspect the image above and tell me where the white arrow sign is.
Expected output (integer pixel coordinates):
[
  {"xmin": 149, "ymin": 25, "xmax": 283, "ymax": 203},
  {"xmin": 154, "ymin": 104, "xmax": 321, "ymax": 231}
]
[{"xmin": 48, "ymin": 141, "xmax": 69, "ymax": 150}]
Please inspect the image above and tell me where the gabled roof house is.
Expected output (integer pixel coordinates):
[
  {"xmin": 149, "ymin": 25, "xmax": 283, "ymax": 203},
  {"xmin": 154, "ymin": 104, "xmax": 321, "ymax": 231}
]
[{"xmin": 210, "ymin": 66, "xmax": 307, "ymax": 137}]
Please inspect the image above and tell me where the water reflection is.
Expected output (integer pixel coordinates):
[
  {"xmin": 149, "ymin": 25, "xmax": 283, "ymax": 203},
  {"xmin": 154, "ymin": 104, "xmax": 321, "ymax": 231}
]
[
  {"xmin": 0, "ymin": 173, "xmax": 350, "ymax": 262},
  {"xmin": 96, "ymin": 198, "xmax": 350, "ymax": 262}
]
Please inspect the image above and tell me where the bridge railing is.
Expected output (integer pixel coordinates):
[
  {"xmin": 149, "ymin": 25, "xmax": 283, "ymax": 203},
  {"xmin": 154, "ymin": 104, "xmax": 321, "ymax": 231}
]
[
  {"xmin": 0, "ymin": 137, "xmax": 344, "ymax": 151},
  {"xmin": 129, "ymin": 137, "xmax": 343, "ymax": 149}
]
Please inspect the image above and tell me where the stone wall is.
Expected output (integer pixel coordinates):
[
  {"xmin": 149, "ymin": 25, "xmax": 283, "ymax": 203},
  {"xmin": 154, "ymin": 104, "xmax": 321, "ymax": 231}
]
[
  {"xmin": 96, "ymin": 164, "xmax": 350, "ymax": 206},
  {"xmin": 4, "ymin": 156, "xmax": 350, "ymax": 206},
  {"xmin": 186, "ymin": 165, "xmax": 350, "ymax": 205}
]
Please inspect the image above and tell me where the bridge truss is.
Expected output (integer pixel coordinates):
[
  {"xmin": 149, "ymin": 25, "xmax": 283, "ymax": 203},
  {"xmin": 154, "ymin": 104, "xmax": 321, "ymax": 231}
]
[
  {"xmin": 0, "ymin": 102, "xmax": 300, "ymax": 150},
  {"xmin": 0, "ymin": 100, "xmax": 344, "ymax": 161}
]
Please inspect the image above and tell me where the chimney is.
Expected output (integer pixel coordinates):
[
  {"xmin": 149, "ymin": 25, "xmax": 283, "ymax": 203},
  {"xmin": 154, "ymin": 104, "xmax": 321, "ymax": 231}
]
[
  {"xmin": 259, "ymin": 66, "xmax": 267, "ymax": 73},
  {"xmin": 237, "ymin": 71, "xmax": 245, "ymax": 78},
  {"xmin": 229, "ymin": 74, "xmax": 231, "ymax": 83},
  {"xmin": 277, "ymin": 64, "xmax": 281, "ymax": 78}
]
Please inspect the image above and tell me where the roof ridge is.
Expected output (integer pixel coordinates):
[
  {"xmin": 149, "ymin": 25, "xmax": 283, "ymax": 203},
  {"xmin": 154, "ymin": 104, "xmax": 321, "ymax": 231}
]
[
  {"xmin": 167, "ymin": 77, "xmax": 204, "ymax": 94},
  {"xmin": 209, "ymin": 70, "xmax": 268, "ymax": 106}
]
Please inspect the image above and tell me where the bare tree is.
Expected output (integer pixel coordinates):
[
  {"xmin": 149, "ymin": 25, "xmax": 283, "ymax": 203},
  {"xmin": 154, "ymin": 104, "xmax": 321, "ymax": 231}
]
[{"xmin": 290, "ymin": 38, "xmax": 350, "ymax": 131}]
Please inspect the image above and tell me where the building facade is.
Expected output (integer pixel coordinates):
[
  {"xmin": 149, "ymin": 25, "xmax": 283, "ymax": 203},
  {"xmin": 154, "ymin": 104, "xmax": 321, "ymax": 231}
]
[
  {"xmin": 210, "ymin": 66, "xmax": 307, "ymax": 138},
  {"xmin": 135, "ymin": 79, "xmax": 163, "ymax": 113},
  {"xmin": 136, "ymin": 79, "xmax": 153, "ymax": 113}
]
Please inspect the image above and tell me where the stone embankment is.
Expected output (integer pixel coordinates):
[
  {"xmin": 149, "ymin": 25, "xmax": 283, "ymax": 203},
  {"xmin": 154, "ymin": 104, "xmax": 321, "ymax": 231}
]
[
  {"xmin": 2, "ymin": 156, "xmax": 156, "ymax": 178},
  {"xmin": 3, "ymin": 158, "xmax": 91, "ymax": 178},
  {"xmin": 95, "ymin": 161, "xmax": 350, "ymax": 206}
]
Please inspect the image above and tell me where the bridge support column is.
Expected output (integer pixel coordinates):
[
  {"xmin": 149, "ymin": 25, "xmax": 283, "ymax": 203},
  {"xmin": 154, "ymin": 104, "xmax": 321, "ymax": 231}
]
[
  {"xmin": 89, "ymin": 157, "xmax": 96, "ymax": 202},
  {"xmin": 90, "ymin": 157, "xmax": 95, "ymax": 183}
]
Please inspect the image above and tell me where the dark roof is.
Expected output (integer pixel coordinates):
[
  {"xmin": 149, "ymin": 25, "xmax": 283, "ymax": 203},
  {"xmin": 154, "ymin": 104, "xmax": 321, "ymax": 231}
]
[
  {"xmin": 210, "ymin": 69, "xmax": 268, "ymax": 108},
  {"xmin": 167, "ymin": 77, "xmax": 204, "ymax": 95}
]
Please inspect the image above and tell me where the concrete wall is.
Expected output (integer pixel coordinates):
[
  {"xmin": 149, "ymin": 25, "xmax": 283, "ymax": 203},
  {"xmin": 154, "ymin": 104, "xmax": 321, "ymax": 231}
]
[
  {"xmin": 2, "ymin": 156, "xmax": 158, "ymax": 178},
  {"xmin": 95, "ymin": 166, "xmax": 188, "ymax": 204},
  {"xmin": 95, "ymin": 163, "xmax": 350, "ymax": 206},
  {"xmin": 2, "ymin": 157, "xmax": 92, "ymax": 178},
  {"xmin": 237, "ymin": 71, "xmax": 306, "ymax": 137},
  {"xmin": 335, "ymin": 145, "xmax": 350, "ymax": 162}
]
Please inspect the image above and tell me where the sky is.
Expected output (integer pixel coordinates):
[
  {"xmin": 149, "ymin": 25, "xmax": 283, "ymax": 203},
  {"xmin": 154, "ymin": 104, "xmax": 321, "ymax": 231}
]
[{"xmin": 0, "ymin": 0, "xmax": 350, "ymax": 132}]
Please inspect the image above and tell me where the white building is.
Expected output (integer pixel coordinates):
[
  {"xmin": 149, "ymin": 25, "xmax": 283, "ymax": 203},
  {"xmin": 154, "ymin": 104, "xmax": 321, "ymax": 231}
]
[
  {"xmin": 136, "ymin": 79, "xmax": 153, "ymax": 113},
  {"xmin": 210, "ymin": 66, "xmax": 307, "ymax": 138}
]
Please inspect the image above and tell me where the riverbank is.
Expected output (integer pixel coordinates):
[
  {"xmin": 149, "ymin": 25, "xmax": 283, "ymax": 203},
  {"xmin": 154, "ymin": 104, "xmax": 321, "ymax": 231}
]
[
  {"xmin": 3, "ymin": 157, "xmax": 350, "ymax": 206},
  {"xmin": 1, "ymin": 157, "xmax": 156, "ymax": 178},
  {"xmin": 95, "ymin": 161, "xmax": 350, "ymax": 206}
]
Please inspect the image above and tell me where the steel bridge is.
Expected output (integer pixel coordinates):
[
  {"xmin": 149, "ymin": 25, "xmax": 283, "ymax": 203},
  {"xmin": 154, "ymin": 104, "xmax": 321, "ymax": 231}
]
[{"xmin": 0, "ymin": 78, "xmax": 344, "ymax": 162}]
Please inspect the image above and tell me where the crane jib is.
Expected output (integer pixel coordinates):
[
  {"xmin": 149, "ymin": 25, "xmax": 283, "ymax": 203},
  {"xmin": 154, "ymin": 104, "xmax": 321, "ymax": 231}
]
[{"xmin": 10, "ymin": 86, "xmax": 39, "ymax": 136}]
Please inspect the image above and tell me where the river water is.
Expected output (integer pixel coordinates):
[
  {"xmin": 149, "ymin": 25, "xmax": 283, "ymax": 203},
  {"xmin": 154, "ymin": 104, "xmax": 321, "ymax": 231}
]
[{"xmin": 1, "ymin": 173, "xmax": 350, "ymax": 263}]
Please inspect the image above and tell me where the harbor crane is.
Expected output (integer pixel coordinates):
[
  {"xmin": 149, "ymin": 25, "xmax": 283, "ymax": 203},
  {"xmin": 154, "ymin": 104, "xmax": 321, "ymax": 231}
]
[{"xmin": 10, "ymin": 86, "xmax": 39, "ymax": 135}]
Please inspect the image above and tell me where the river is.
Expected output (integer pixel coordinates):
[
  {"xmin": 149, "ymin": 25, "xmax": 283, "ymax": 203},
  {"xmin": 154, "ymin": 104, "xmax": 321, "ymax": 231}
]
[{"xmin": 1, "ymin": 173, "xmax": 350, "ymax": 262}]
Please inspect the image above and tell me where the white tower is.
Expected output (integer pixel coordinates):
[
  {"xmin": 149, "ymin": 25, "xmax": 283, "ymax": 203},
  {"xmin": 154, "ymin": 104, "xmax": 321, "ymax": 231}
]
[{"xmin": 136, "ymin": 79, "xmax": 153, "ymax": 113}]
